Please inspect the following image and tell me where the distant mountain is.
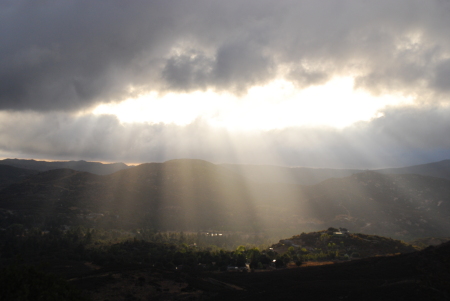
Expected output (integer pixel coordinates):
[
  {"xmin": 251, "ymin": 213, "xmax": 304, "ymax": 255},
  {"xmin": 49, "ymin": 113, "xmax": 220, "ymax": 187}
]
[
  {"xmin": 2, "ymin": 158, "xmax": 449, "ymax": 184},
  {"xmin": 377, "ymin": 159, "xmax": 450, "ymax": 179},
  {"xmin": 223, "ymin": 159, "xmax": 450, "ymax": 185},
  {"xmin": 1, "ymin": 159, "xmax": 450, "ymax": 240},
  {"xmin": 0, "ymin": 164, "xmax": 38, "ymax": 190},
  {"xmin": 301, "ymin": 171, "xmax": 450, "ymax": 239},
  {"xmin": 0, "ymin": 158, "xmax": 129, "ymax": 175},
  {"xmin": 221, "ymin": 163, "xmax": 361, "ymax": 185},
  {"xmin": 0, "ymin": 159, "xmax": 260, "ymax": 231}
]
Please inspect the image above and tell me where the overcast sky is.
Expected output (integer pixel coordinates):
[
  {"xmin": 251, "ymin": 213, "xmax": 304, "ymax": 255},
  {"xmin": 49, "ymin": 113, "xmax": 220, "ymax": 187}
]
[{"xmin": 1, "ymin": 0, "xmax": 450, "ymax": 168}]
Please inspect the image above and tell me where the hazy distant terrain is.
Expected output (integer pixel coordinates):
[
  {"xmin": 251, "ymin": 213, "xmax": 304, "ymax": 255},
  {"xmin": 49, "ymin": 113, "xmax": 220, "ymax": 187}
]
[
  {"xmin": 1, "ymin": 158, "xmax": 450, "ymax": 240},
  {"xmin": 221, "ymin": 164, "xmax": 361, "ymax": 185},
  {"xmin": 0, "ymin": 159, "xmax": 129, "ymax": 175},
  {"xmin": 376, "ymin": 159, "xmax": 450, "ymax": 180},
  {"xmin": 223, "ymin": 159, "xmax": 450, "ymax": 185}
]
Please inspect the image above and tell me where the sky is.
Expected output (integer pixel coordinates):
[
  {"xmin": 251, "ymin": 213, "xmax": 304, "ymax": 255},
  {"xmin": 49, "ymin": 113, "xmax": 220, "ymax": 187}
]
[{"xmin": 1, "ymin": 0, "xmax": 450, "ymax": 168}]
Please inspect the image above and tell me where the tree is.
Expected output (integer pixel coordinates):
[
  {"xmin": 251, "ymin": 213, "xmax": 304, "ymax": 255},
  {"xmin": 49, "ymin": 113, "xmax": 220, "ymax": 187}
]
[
  {"xmin": 235, "ymin": 245, "xmax": 246, "ymax": 254},
  {"xmin": 288, "ymin": 246, "xmax": 295, "ymax": 255}
]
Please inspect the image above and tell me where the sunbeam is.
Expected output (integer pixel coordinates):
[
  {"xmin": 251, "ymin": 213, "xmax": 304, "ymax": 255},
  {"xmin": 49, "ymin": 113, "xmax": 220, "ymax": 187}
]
[{"xmin": 92, "ymin": 77, "xmax": 414, "ymax": 130}]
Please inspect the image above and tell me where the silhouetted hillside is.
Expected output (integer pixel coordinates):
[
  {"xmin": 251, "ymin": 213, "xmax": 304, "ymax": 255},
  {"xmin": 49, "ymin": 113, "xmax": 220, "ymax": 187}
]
[
  {"xmin": 0, "ymin": 158, "xmax": 129, "ymax": 175},
  {"xmin": 1, "ymin": 159, "xmax": 450, "ymax": 239},
  {"xmin": 0, "ymin": 159, "xmax": 262, "ymax": 231},
  {"xmin": 3, "ymin": 157, "xmax": 448, "ymax": 185}
]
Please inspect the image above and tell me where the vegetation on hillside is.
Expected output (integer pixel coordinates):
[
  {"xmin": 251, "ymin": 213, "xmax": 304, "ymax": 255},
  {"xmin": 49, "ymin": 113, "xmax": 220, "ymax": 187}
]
[
  {"xmin": 1, "ymin": 224, "xmax": 449, "ymax": 300},
  {"xmin": 1, "ymin": 158, "xmax": 450, "ymax": 299},
  {"xmin": 270, "ymin": 227, "xmax": 417, "ymax": 264},
  {"xmin": 1, "ymin": 159, "xmax": 450, "ymax": 240}
]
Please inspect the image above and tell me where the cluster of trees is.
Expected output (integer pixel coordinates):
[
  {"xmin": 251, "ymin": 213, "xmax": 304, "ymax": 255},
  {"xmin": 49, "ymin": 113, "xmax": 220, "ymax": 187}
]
[
  {"xmin": 0, "ymin": 225, "xmax": 285, "ymax": 272},
  {"xmin": 285, "ymin": 245, "xmax": 346, "ymax": 262},
  {"xmin": 2, "ymin": 224, "xmax": 415, "ymax": 275},
  {"xmin": 3, "ymin": 224, "xmax": 422, "ymax": 300},
  {"xmin": 135, "ymin": 229, "xmax": 273, "ymax": 250},
  {"xmin": 271, "ymin": 228, "xmax": 417, "ymax": 263}
]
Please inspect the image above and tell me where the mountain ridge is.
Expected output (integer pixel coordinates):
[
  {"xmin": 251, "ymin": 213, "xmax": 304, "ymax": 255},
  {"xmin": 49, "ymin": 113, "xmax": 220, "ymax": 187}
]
[
  {"xmin": 1, "ymin": 159, "xmax": 450, "ymax": 240},
  {"xmin": 222, "ymin": 159, "xmax": 450, "ymax": 185},
  {"xmin": 0, "ymin": 164, "xmax": 38, "ymax": 190},
  {"xmin": 0, "ymin": 158, "xmax": 129, "ymax": 175}
]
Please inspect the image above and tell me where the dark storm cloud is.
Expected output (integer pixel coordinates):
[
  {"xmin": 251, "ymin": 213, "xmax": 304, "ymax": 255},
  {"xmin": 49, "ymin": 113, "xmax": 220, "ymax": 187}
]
[
  {"xmin": 2, "ymin": 0, "xmax": 450, "ymax": 111},
  {"xmin": 161, "ymin": 42, "xmax": 274, "ymax": 93},
  {"xmin": 1, "ymin": 105, "xmax": 449, "ymax": 168},
  {"xmin": 0, "ymin": 0, "xmax": 179, "ymax": 111},
  {"xmin": 162, "ymin": 51, "xmax": 214, "ymax": 92}
]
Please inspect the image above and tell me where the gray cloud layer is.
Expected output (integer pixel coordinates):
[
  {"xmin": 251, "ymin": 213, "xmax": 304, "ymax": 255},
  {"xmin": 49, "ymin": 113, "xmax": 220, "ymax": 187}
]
[
  {"xmin": 2, "ymin": 0, "xmax": 450, "ymax": 111},
  {"xmin": 1, "ymin": 1, "xmax": 450, "ymax": 167},
  {"xmin": 1, "ymin": 105, "xmax": 449, "ymax": 168}
]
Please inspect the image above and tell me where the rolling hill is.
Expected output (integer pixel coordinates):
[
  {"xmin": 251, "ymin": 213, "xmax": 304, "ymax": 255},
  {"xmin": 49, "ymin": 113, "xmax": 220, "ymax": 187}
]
[
  {"xmin": 0, "ymin": 159, "xmax": 450, "ymax": 240},
  {"xmin": 271, "ymin": 228, "xmax": 417, "ymax": 258},
  {"xmin": 0, "ymin": 164, "xmax": 38, "ymax": 191}
]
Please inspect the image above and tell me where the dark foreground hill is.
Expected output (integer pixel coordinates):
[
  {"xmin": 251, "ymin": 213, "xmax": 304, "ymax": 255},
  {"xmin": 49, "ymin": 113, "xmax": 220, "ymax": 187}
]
[
  {"xmin": 209, "ymin": 241, "xmax": 450, "ymax": 301},
  {"xmin": 1, "ymin": 159, "xmax": 450, "ymax": 239},
  {"xmin": 0, "ymin": 158, "xmax": 129, "ymax": 175},
  {"xmin": 1, "ymin": 222, "xmax": 448, "ymax": 301},
  {"xmin": 4, "ymin": 230, "xmax": 447, "ymax": 301},
  {"xmin": 64, "ymin": 240, "xmax": 450, "ymax": 300}
]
